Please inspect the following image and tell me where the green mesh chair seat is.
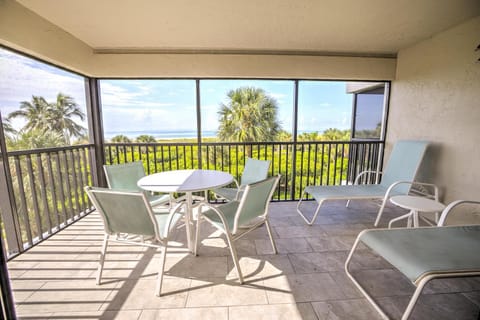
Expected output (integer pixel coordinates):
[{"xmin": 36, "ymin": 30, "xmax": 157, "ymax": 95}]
[
  {"xmin": 361, "ymin": 225, "xmax": 480, "ymax": 283},
  {"xmin": 213, "ymin": 157, "xmax": 271, "ymax": 201},
  {"xmin": 85, "ymin": 186, "xmax": 184, "ymax": 296},
  {"xmin": 104, "ymin": 161, "xmax": 170, "ymax": 207},
  {"xmin": 297, "ymin": 140, "xmax": 431, "ymax": 226},
  {"xmin": 195, "ymin": 175, "xmax": 281, "ymax": 283}
]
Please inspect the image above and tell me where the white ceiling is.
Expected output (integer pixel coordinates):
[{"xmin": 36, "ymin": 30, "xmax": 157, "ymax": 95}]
[{"xmin": 16, "ymin": 0, "xmax": 480, "ymax": 57}]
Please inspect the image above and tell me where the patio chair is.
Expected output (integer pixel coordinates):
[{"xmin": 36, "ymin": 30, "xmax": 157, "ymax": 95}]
[
  {"xmin": 212, "ymin": 157, "xmax": 271, "ymax": 201},
  {"xmin": 297, "ymin": 140, "xmax": 434, "ymax": 226},
  {"xmin": 85, "ymin": 186, "xmax": 184, "ymax": 296},
  {"xmin": 104, "ymin": 161, "xmax": 171, "ymax": 207},
  {"xmin": 195, "ymin": 175, "xmax": 281, "ymax": 283},
  {"xmin": 345, "ymin": 200, "xmax": 480, "ymax": 320}
]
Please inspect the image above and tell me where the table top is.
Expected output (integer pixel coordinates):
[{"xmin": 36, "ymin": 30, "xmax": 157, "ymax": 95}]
[
  {"xmin": 390, "ymin": 195, "xmax": 445, "ymax": 212},
  {"xmin": 137, "ymin": 169, "xmax": 234, "ymax": 193}
]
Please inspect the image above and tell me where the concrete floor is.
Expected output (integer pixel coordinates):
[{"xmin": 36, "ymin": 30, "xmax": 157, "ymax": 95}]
[{"xmin": 8, "ymin": 200, "xmax": 480, "ymax": 320}]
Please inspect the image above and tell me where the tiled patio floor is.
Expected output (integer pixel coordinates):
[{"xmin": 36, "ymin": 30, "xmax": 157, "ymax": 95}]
[{"xmin": 8, "ymin": 200, "xmax": 480, "ymax": 319}]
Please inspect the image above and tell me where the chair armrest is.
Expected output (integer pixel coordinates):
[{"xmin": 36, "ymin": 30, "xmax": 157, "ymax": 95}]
[
  {"xmin": 385, "ymin": 181, "xmax": 439, "ymax": 201},
  {"xmin": 437, "ymin": 200, "xmax": 480, "ymax": 226},
  {"xmin": 353, "ymin": 170, "xmax": 383, "ymax": 185},
  {"xmin": 409, "ymin": 181, "xmax": 440, "ymax": 201},
  {"xmin": 197, "ymin": 202, "xmax": 230, "ymax": 230}
]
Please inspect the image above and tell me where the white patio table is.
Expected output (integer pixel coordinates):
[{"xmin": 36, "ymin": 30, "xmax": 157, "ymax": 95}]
[{"xmin": 137, "ymin": 169, "xmax": 234, "ymax": 252}]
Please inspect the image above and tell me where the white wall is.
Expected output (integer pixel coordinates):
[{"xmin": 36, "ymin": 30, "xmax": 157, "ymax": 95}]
[{"xmin": 387, "ymin": 16, "xmax": 480, "ymax": 219}]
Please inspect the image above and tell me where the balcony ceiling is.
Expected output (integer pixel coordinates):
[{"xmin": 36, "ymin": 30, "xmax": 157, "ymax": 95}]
[{"xmin": 16, "ymin": 0, "xmax": 480, "ymax": 57}]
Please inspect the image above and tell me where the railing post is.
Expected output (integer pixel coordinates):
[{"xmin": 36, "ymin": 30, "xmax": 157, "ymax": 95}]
[
  {"xmin": 0, "ymin": 112, "xmax": 22, "ymax": 255},
  {"xmin": 85, "ymin": 78, "xmax": 106, "ymax": 187}
]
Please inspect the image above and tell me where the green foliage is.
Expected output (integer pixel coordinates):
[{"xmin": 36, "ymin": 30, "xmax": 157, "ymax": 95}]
[
  {"xmin": 6, "ymin": 128, "xmax": 64, "ymax": 151},
  {"xmin": 354, "ymin": 122, "xmax": 381, "ymax": 139}
]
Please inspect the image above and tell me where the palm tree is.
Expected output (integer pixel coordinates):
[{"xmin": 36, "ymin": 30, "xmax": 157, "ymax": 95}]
[
  {"xmin": 217, "ymin": 87, "xmax": 280, "ymax": 143},
  {"xmin": 7, "ymin": 93, "xmax": 86, "ymax": 145},
  {"xmin": 7, "ymin": 96, "xmax": 50, "ymax": 132},
  {"xmin": 136, "ymin": 135, "xmax": 157, "ymax": 143},
  {"xmin": 48, "ymin": 93, "xmax": 86, "ymax": 144},
  {"xmin": 110, "ymin": 135, "xmax": 132, "ymax": 143}
]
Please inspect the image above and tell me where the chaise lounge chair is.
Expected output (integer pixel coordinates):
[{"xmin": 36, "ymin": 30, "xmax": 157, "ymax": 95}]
[
  {"xmin": 345, "ymin": 200, "xmax": 480, "ymax": 320},
  {"xmin": 296, "ymin": 140, "xmax": 436, "ymax": 226}
]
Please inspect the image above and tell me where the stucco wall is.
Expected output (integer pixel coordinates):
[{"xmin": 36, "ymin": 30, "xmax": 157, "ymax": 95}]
[
  {"xmin": 387, "ymin": 16, "xmax": 480, "ymax": 212},
  {"xmin": 0, "ymin": 0, "xmax": 396, "ymax": 80}
]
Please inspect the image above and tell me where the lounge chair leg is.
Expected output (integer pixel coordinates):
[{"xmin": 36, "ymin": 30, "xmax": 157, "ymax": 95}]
[
  {"xmin": 264, "ymin": 219, "xmax": 277, "ymax": 254},
  {"xmin": 346, "ymin": 199, "xmax": 351, "ymax": 207},
  {"xmin": 297, "ymin": 191, "xmax": 324, "ymax": 225},
  {"xmin": 374, "ymin": 195, "xmax": 389, "ymax": 227},
  {"xmin": 345, "ymin": 233, "xmax": 389, "ymax": 320},
  {"xmin": 96, "ymin": 234, "xmax": 109, "ymax": 285},
  {"xmin": 401, "ymin": 276, "xmax": 432, "ymax": 320}
]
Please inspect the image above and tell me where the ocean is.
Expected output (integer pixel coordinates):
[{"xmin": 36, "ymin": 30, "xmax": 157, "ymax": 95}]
[{"xmin": 104, "ymin": 130, "xmax": 217, "ymax": 140}]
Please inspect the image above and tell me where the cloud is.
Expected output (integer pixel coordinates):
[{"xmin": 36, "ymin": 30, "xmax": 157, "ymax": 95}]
[{"xmin": 0, "ymin": 48, "xmax": 87, "ymax": 130}]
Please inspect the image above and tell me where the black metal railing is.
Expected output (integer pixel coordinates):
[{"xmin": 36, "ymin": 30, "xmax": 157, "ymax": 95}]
[
  {"xmin": 1, "ymin": 140, "xmax": 383, "ymax": 257},
  {"xmin": 105, "ymin": 140, "xmax": 384, "ymax": 201},
  {"xmin": 1, "ymin": 145, "xmax": 94, "ymax": 257}
]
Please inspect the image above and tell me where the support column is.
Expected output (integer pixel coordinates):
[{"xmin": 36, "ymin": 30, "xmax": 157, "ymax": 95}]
[{"xmin": 85, "ymin": 78, "xmax": 106, "ymax": 187}]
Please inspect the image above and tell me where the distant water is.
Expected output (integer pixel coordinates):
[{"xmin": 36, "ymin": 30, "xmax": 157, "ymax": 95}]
[
  {"xmin": 104, "ymin": 130, "xmax": 217, "ymax": 140},
  {"xmin": 104, "ymin": 129, "xmax": 341, "ymax": 140}
]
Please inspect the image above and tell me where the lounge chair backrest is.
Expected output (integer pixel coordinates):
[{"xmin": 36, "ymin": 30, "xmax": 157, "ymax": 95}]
[
  {"xmin": 240, "ymin": 158, "xmax": 271, "ymax": 185},
  {"xmin": 234, "ymin": 175, "xmax": 280, "ymax": 233},
  {"xmin": 379, "ymin": 140, "xmax": 429, "ymax": 194},
  {"xmin": 104, "ymin": 161, "xmax": 145, "ymax": 192},
  {"xmin": 85, "ymin": 186, "xmax": 159, "ymax": 238}
]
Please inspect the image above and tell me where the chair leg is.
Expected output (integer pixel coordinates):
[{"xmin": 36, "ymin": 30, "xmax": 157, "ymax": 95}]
[
  {"xmin": 374, "ymin": 195, "xmax": 389, "ymax": 227},
  {"xmin": 296, "ymin": 191, "xmax": 324, "ymax": 225},
  {"xmin": 225, "ymin": 232, "xmax": 244, "ymax": 284},
  {"xmin": 264, "ymin": 219, "xmax": 277, "ymax": 254},
  {"xmin": 96, "ymin": 234, "xmax": 109, "ymax": 285},
  {"xmin": 401, "ymin": 278, "xmax": 430, "ymax": 320},
  {"xmin": 156, "ymin": 242, "xmax": 168, "ymax": 297},
  {"xmin": 346, "ymin": 199, "xmax": 351, "ymax": 207}
]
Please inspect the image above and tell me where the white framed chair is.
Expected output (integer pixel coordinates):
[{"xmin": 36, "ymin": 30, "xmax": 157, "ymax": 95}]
[
  {"xmin": 297, "ymin": 140, "xmax": 435, "ymax": 226},
  {"xmin": 195, "ymin": 175, "xmax": 281, "ymax": 283},
  {"xmin": 212, "ymin": 157, "xmax": 271, "ymax": 201},
  {"xmin": 103, "ymin": 161, "xmax": 171, "ymax": 207},
  {"xmin": 345, "ymin": 200, "xmax": 480, "ymax": 320},
  {"xmin": 85, "ymin": 186, "xmax": 184, "ymax": 296}
]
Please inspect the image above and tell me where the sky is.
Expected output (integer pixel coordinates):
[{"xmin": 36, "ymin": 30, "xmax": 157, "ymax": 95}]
[{"xmin": 0, "ymin": 47, "xmax": 373, "ymax": 139}]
